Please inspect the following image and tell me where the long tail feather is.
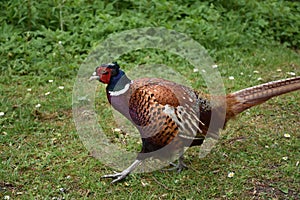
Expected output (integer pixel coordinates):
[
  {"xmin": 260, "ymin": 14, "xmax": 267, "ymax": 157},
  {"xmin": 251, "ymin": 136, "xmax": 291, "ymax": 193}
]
[{"xmin": 226, "ymin": 76, "xmax": 300, "ymax": 119}]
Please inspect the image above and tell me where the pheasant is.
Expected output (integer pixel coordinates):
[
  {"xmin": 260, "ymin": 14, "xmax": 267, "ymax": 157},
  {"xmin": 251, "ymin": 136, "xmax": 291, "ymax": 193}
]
[{"xmin": 89, "ymin": 62, "xmax": 300, "ymax": 184}]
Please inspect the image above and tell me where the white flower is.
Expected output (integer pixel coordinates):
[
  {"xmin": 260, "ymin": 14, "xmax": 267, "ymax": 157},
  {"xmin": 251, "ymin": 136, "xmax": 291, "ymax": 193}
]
[
  {"xmin": 4, "ymin": 195, "xmax": 10, "ymax": 200},
  {"xmin": 141, "ymin": 180, "xmax": 148, "ymax": 187},
  {"xmin": 227, "ymin": 172, "xmax": 235, "ymax": 178},
  {"xmin": 257, "ymin": 77, "xmax": 263, "ymax": 81},
  {"xmin": 283, "ymin": 133, "xmax": 291, "ymax": 138},
  {"xmin": 240, "ymin": 72, "xmax": 244, "ymax": 75},
  {"xmin": 262, "ymin": 58, "xmax": 266, "ymax": 62},
  {"xmin": 253, "ymin": 70, "xmax": 259, "ymax": 74},
  {"xmin": 114, "ymin": 128, "xmax": 121, "ymax": 132},
  {"xmin": 229, "ymin": 76, "xmax": 235, "ymax": 80},
  {"xmin": 276, "ymin": 69, "xmax": 282, "ymax": 72},
  {"xmin": 287, "ymin": 72, "xmax": 296, "ymax": 76},
  {"xmin": 282, "ymin": 156, "xmax": 288, "ymax": 161},
  {"xmin": 35, "ymin": 104, "xmax": 41, "ymax": 108},
  {"xmin": 27, "ymin": 88, "xmax": 32, "ymax": 92},
  {"xmin": 0, "ymin": 112, "xmax": 5, "ymax": 116},
  {"xmin": 45, "ymin": 92, "xmax": 50, "ymax": 96},
  {"xmin": 58, "ymin": 41, "xmax": 62, "ymax": 45},
  {"xmin": 212, "ymin": 64, "xmax": 218, "ymax": 68},
  {"xmin": 48, "ymin": 80, "xmax": 54, "ymax": 83},
  {"xmin": 193, "ymin": 68, "xmax": 199, "ymax": 73},
  {"xmin": 58, "ymin": 86, "xmax": 64, "ymax": 90}
]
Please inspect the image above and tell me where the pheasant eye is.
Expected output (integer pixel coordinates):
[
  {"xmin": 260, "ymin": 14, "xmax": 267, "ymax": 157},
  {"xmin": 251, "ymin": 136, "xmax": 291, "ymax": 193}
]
[{"xmin": 96, "ymin": 67, "xmax": 108, "ymax": 75}]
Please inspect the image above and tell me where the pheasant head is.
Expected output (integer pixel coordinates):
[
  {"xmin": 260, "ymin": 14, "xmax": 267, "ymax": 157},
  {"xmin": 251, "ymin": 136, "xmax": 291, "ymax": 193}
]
[{"xmin": 89, "ymin": 62, "xmax": 120, "ymax": 84}]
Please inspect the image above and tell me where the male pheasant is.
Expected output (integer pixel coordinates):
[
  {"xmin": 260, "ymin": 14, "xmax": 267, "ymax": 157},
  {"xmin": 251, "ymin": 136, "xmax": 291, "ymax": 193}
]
[{"xmin": 89, "ymin": 62, "xmax": 300, "ymax": 184}]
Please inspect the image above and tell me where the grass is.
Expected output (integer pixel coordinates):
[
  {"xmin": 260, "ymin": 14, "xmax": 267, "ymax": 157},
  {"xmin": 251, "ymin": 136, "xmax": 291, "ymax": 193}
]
[{"xmin": 1, "ymin": 0, "xmax": 300, "ymax": 199}]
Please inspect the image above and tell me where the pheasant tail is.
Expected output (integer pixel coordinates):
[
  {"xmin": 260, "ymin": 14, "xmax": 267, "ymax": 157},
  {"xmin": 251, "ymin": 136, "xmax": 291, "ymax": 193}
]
[{"xmin": 226, "ymin": 76, "xmax": 300, "ymax": 119}]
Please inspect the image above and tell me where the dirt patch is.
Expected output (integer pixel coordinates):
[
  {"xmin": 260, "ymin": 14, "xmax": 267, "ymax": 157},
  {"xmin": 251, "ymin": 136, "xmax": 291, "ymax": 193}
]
[{"xmin": 249, "ymin": 180, "xmax": 299, "ymax": 200}]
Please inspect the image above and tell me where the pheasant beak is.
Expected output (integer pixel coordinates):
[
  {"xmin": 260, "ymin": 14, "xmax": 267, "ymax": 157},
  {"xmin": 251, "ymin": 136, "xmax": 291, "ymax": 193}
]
[{"xmin": 89, "ymin": 71, "xmax": 100, "ymax": 81}]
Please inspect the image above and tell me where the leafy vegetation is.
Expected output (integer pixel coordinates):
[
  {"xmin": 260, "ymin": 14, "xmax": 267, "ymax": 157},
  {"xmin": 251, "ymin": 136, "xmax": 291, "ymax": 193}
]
[{"xmin": 1, "ymin": 0, "xmax": 299, "ymax": 199}]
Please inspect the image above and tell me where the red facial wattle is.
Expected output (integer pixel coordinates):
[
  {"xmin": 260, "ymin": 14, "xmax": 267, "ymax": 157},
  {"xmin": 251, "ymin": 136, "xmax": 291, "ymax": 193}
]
[{"xmin": 97, "ymin": 67, "xmax": 112, "ymax": 84}]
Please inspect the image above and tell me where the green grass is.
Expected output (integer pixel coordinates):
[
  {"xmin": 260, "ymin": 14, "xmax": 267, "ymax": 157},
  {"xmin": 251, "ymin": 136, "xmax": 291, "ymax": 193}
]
[{"xmin": 1, "ymin": 1, "xmax": 300, "ymax": 199}]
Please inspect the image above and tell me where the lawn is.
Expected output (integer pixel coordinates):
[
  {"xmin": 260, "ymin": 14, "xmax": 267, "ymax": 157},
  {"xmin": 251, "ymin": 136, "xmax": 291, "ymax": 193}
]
[{"xmin": 1, "ymin": 1, "xmax": 299, "ymax": 199}]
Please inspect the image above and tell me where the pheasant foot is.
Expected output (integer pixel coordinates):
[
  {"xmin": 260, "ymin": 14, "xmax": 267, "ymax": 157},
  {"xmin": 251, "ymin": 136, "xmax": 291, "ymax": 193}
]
[{"xmin": 102, "ymin": 159, "xmax": 142, "ymax": 184}]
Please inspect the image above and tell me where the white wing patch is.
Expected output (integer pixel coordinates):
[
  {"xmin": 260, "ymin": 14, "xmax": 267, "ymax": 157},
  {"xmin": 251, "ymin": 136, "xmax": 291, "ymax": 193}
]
[{"xmin": 162, "ymin": 104, "xmax": 204, "ymax": 140}]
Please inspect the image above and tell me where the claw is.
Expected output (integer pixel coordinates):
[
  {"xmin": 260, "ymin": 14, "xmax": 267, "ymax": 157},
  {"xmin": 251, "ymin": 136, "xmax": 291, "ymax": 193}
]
[
  {"xmin": 102, "ymin": 172, "xmax": 128, "ymax": 184},
  {"xmin": 101, "ymin": 159, "xmax": 142, "ymax": 184},
  {"xmin": 163, "ymin": 155, "xmax": 188, "ymax": 172}
]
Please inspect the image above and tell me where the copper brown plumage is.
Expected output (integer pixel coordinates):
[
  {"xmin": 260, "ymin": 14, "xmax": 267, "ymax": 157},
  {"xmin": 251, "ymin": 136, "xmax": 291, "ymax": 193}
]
[{"xmin": 89, "ymin": 62, "xmax": 300, "ymax": 183}]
